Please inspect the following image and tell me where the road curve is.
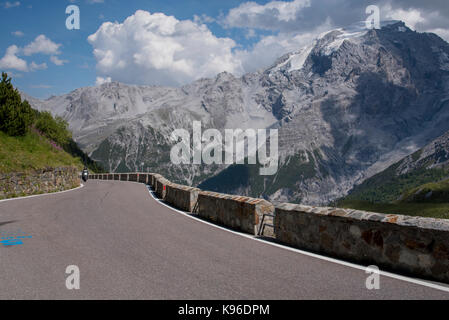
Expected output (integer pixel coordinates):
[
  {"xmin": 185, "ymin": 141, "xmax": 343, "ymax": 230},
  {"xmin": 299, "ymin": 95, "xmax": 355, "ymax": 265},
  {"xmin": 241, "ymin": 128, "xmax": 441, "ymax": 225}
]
[{"xmin": 0, "ymin": 180, "xmax": 448, "ymax": 300}]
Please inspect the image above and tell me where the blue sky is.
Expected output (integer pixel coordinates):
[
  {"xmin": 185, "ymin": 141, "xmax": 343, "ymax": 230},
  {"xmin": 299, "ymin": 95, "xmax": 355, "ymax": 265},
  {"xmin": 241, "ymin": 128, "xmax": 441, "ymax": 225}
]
[
  {"xmin": 1, "ymin": 0, "xmax": 448, "ymax": 99},
  {"xmin": 1, "ymin": 0, "xmax": 264, "ymax": 98}
]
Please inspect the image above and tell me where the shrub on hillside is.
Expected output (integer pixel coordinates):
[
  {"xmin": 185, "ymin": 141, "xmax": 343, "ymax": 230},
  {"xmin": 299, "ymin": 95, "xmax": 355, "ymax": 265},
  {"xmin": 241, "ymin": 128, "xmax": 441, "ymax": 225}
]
[{"xmin": 34, "ymin": 111, "xmax": 72, "ymax": 147}]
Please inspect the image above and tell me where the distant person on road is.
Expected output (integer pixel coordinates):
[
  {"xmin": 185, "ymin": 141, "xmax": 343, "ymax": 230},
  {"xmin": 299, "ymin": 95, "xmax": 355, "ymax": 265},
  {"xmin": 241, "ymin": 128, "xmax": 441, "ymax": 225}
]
[{"xmin": 82, "ymin": 168, "xmax": 88, "ymax": 182}]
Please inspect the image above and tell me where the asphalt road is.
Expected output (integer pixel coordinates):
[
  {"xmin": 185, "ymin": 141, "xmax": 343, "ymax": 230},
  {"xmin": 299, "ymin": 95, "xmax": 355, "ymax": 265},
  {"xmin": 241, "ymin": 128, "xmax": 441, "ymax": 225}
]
[{"xmin": 0, "ymin": 180, "xmax": 448, "ymax": 300}]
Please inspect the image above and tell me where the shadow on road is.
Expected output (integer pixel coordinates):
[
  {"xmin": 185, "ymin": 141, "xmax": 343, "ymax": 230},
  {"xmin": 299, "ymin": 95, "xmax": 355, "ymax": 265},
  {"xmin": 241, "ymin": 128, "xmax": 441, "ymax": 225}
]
[{"xmin": 0, "ymin": 220, "xmax": 17, "ymax": 227}]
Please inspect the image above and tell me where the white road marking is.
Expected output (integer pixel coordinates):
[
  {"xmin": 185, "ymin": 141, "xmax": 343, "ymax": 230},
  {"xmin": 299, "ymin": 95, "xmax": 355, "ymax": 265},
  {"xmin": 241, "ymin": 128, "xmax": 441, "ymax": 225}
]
[{"xmin": 0, "ymin": 184, "xmax": 84, "ymax": 203}]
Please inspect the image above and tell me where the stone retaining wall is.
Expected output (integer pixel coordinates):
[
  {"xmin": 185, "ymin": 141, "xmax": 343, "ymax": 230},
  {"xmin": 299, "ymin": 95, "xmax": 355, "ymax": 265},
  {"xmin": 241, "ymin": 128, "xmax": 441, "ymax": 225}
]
[
  {"xmin": 165, "ymin": 183, "xmax": 200, "ymax": 212},
  {"xmin": 151, "ymin": 174, "xmax": 162, "ymax": 190},
  {"xmin": 87, "ymin": 172, "xmax": 449, "ymax": 283},
  {"xmin": 197, "ymin": 191, "xmax": 275, "ymax": 235},
  {"xmin": 0, "ymin": 167, "xmax": 80, "ymax": 200},
  {"xmin": 155, "ymin": 175, "xmax": 171, "ymax": 200},
  {"xmin": 275, "ymin": 203, "xmax": 449, "ymax": 283},
  {"xmin": 138, "ymin": 173, "xmax": 149, "ymax": 184}
]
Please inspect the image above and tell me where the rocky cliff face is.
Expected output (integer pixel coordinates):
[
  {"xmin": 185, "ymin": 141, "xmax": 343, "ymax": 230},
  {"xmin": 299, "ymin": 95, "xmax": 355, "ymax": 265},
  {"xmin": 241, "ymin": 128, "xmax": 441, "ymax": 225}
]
[
  {"xmin": 338, "ymin": 128, "xmax": 449, "ymax": 204},
  {"xmin": 396, "ymin": 130, "xmax": 449, "ymax": 175},
  {"xmin": 23, "ymin": 21, "xmax": 449, "ymax": 205}
]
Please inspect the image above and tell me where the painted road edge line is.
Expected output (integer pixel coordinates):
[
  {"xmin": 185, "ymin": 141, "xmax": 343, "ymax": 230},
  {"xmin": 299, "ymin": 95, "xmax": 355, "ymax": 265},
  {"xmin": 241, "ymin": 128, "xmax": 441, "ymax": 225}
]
[
  {"xmin": 144, "ymin": 184, "xmax": 449, "ymax": 294},
  {"xmin": 0, "ymin": 183, "xmax": 85, "ymax": 203}
]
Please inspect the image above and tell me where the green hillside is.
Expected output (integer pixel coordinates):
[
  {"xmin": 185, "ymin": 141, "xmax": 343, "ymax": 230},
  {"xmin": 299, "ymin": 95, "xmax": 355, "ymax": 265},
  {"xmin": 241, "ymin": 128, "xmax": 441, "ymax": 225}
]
[
  {"xmin": 400, "ymin": 178, "xmax": 449, "ymax": 203},
  {"xmin": 336, "ymin": 169, "xmax": 449, "ymax": 219},
  {"xmin": 337, "ymin": 199, "xmax": 449, "ymax": 219},
  {"xmin": 0, "ymin": 130, "xmax": 84, "ymax": 173},
  {"xmin": 336, "ymin": 134, "xmax": 449, "ymax": 219},
  {"xmin": 339, "ymin": 162, "xmax": 449, "ymax": 203},
  {"xmin": 0, "ymin": 72, "xmax": 104, "ymax": 174}
]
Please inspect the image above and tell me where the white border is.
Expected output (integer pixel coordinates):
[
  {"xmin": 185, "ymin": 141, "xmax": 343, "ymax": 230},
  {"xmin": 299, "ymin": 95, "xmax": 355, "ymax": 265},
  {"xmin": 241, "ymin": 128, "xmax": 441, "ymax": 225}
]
[
  {"xmin": 143, "ymin": 184, "xmax": 449, "ymax": 294},
  {"xmin": 0, "ymin": 183, "xmax": 84, "ymax": 203}
]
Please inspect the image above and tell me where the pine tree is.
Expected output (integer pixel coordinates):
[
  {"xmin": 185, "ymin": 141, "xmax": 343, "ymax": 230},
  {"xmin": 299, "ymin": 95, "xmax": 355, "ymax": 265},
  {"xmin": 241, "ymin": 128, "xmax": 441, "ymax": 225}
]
[{"xmin": 0, "ymin": 72, "xmax": 34, "ymax": 136}]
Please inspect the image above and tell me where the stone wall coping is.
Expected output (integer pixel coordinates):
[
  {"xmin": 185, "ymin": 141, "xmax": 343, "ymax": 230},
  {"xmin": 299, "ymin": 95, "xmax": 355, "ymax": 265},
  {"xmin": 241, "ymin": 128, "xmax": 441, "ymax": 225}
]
[
  {"xmin": 275, "ymin": 203, "xmax": 449, "ymax": 232},
  {"xmin": 199, "ymin": 190, "xmax": 271, "ymax": 206},
  {"xmin": 167, "ymin": 183, "xmax": 200, "ymax": 192}
]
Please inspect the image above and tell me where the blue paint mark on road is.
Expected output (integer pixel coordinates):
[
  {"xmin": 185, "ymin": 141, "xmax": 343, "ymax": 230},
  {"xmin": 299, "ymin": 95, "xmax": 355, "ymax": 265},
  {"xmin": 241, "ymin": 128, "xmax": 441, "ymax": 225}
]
[{"xmin": 0, "ymin": 230, "xmax": 32, "ymax": 247}]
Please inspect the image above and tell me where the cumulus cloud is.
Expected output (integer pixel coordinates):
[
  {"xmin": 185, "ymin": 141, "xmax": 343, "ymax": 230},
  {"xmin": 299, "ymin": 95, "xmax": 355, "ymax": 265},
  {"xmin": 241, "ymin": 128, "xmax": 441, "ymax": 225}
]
[
  {"xmin": 50, "ymin": 55, "xmax": 68, "ymax": 66},
  {"xmin": 0, "ymin": 34, "xmax": 65, "ymax": 72},
  {"xmin": 88, "ymin": 10, "xmax": 242, "ymax": 86},
  {"xmin": 29, "ymin": 61, "xmax": 47, "ymax": 71},
  {"xmin": 0, "ymin": 45, "xmax": 48, "ymax": 72},
  {"xmin": 223, "ymin": 0, "xmax": 312, "ymax": 31},
  {"xmin": 223, "ymin": 0, "xmax": 449, "ymax": 40},
  {"xmin": 0, "ymin": 45, "xmax": 28, "ymax": 72},
  {"xmin": 235, "ymin": 18, "xmax": 332, "ymax": 72},
  {"xmin": 193, "ymin": 14, "xmax": 215, "ymax": 24},
  {"xmin": 95, "ymin": 76, "xmax": 111, "ymax": 86},
  {"xmin": 225, "ymin": 0, "xmax": 449, "ymax": 70},
  {"xmin": 87, "ymin": 2, "xmax": 449, "ymax": 86},
  {"xmin": 23, "ymin": 35, "xmax": 61, "ymax": 56},
  {"xmin": 381, "ymin": 2, "xmax": 449, "ymax": 41}
]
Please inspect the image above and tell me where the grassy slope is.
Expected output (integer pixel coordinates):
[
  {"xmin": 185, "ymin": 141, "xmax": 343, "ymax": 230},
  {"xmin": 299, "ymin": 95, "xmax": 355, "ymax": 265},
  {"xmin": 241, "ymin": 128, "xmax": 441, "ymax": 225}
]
[
  {"xmin": 341, "ymin": 164, "xmax": 449, "ymax": 203},
  {"xmin": 336, "ymin": 146, "xmax": 449, "ymax": 219},
  {"xmin": 401, "ymin": 178, "xmax": 449, "ymax": 203},
  {"xmin": 337, "ymin": 200, "xmax": 449, "ymax": 219},
  {"xmin": 338, "ymin": 174, "xmax": 449, "ymax": 219},
  {"xmin": 0, "ymin": 130, "xmax": 84, "ymax": 173}
]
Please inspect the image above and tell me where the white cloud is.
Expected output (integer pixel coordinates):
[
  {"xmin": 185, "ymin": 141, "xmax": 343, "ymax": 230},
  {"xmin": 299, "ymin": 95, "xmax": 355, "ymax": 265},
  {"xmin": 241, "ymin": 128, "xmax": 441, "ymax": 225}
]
[
  {"xmin": 0, "ymin": 45, "xmax": 28, "ymax": 72},
  {"xmin": 11, "ymin": 30, "xmax": 24, "ymax": 37},
  {"xmin": 381, "ymin": 3, "xmax": 449, "ymax": 41},
  {"xmin": 50, "ymin": 55, "xmax": 68, "ymax": 66},
  {"xmin": 95, "ymin": 76, "xmax": 112, "ymax": 86},
  {"xmin": 193, "ymin": 14, "xmax": 215, "ymax": 24},
  {"xmin": 222, "ymin": 0, "xmax": 311, "ymax": 31},
  {"xmin": 23, "ymin": 35, "xmax": 61, "ymax": 56},
  {"xmin": 382, "ymin": 4, "xmax": 426, "ymax": 30},
  {"xmin": 0, "ymin": 34, "xmax": 65, "ymax": 72},
  {"xmin": 4, "ymin": 1, "xmax": 20, "ymax": 8},
  {"xmin": 88, "ymin": 10, "xmax": 242, "ymax": 86},
  {"xmin": 224, "ymin": 0, "xmax": 449, "ymax": 73},
  {"xmin": 427, "ymin": 28, "xmax": 449, "ymax": 42},
  {"xmin": 235, "ymin": 19, "xmax": 332, "ymax": 72},
  {"xmin": 85, "ymin": 1, "xmax": 449, "ymax": 87},
  {"xmin": 29, "ymin": 61, "xmax": 47, "ymax": 71}
]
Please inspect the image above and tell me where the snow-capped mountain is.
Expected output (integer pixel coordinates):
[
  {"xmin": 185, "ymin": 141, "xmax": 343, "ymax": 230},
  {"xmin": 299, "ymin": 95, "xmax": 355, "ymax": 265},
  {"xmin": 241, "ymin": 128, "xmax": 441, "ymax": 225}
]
[{"xmin": 23, "ymin": 21, "xmax": 449, "ymax": 205}]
